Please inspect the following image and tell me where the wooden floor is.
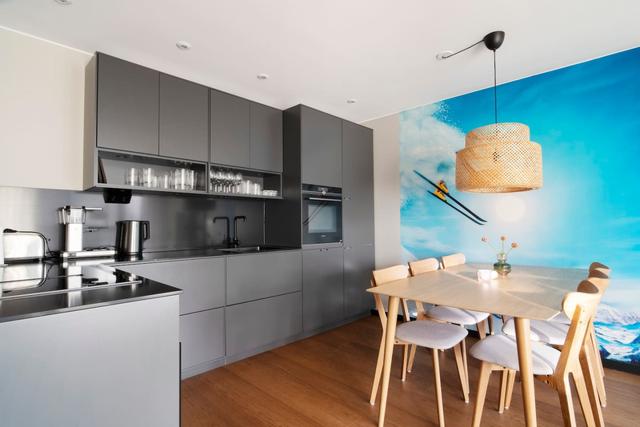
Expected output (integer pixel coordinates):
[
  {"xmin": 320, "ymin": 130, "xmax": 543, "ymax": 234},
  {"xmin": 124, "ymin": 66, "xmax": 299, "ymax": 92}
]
[{"xmin": 181, "ymin": 315, "xmax": 640, "ymax": 426}]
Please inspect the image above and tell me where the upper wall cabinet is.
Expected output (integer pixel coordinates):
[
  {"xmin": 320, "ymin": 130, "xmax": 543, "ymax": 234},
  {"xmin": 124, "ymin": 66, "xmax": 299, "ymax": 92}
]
[
  {"xmin": 300, "ymin": 106, "xmax": 342, "ymax": 187},
  {"xmin": 210, "ymin": 90, "xmax": 251, "ymax": 168},
  {"xmin": 250, "ymin": 103, "xmax": 283, "ymax": 172},
  {"xmin": 159, "ymin": 74, "xmax": 209, "ymax": 161},
  {"xmin": 96, "ymin": 53, "xmax": 159, "ymax": 155}
]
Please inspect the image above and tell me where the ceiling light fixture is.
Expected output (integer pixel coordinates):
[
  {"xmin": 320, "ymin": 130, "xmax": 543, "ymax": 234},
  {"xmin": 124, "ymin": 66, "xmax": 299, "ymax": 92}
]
[
  {"xmin": 257, "ymin": 73, "xmax": 269, "ymax": 80},
  {"xmin": 176, "ymin": 41, "xmax": 192, "ymax": 51},
  {"xmin": 54, "ymin": 0, "xmax": 73, "ymax": 5},
  {"xmin": 346, "ymin": 99, "xmax": 357, "ymax": 104},
  {"xmin": 442, "ymin": 31, "xmax": 543, "ymax": 193}
]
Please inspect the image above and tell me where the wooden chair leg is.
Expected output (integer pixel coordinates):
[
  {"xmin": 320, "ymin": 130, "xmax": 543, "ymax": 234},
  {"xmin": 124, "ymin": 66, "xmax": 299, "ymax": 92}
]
[
  {"xmin": 432, "ymin": 348, "xmax": 445, "ymax": 427},
  {"xmin": 453, "ymin": 342, "xmax": 469, "ymax": 403},
  {"xmin": 580, "ymin": 345, "xmax": 604, "ymax": 427},
  {"xmin": 573, "ymin": 368, "xmax": 597, "ymax": 427},
  {"xmin": 589, "ymin": 330, "xmax": 607, "ymax": 407},
  {"xmin": 477, "ymin": 321, "xmax": 487, "ymax": 339},
  {"xmin": 505, "ymin": 370, "xmax": 516, "ymax": 409},
  {"xmin": 472, "ymin": 362, "xmax": 493, "ymax": 427},
  {"xmin": 401, "ymin": 344, "xmax": 409, "ymax": 381},
  {"xmin": 557, "ymin": 375, "xmax": 578, "ymax": 427},
  {"xmin": 369, "ymin": 332, "xmax": 386, "ymax": 405},
  {"xmin": 461, "ymin": 336, "xmax": 469, "ymax": 386},
  {"xmin": 499, "ymin": 369, "xmax": 508, "ymax": 414},
  {"xmin": 407, "ymin": 344, "xmax": 417, "ymax": 373},
  {"xmin": 488, "ymin": 314, "xmax": 494, "ymax": 335}
]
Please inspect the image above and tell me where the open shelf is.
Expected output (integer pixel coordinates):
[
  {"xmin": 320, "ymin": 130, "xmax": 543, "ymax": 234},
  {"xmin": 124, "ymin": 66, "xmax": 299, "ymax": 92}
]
[{"xmin": 208, "ymin": 165, "xmax": 281, "ymax": 199}]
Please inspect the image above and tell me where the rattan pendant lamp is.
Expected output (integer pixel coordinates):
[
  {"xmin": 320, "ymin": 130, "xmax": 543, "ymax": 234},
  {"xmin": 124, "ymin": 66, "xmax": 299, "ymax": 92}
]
[{"xmin": 442, "ymin": 31, "xmax": 543, "ymax": 192}]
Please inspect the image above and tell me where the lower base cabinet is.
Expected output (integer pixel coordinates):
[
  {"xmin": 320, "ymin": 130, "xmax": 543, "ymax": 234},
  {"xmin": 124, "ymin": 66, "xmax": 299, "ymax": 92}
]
[
  {"xmin": 303, "ymin": 247, "xmax": 344, "ymax": 332},
  {"xmin": 343, "ymin": 244, "xmax": 375, "ymax": 318},
  {"xmin": 225, "ymin": 292, "xmax": 302, "ymax": 358},
  {"xmin": 180, "ymin": 308, "xmax": 225, "ymax": 377}
]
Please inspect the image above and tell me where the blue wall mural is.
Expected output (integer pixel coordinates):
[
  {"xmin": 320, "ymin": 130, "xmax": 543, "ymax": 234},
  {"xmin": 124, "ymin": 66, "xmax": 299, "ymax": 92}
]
[{"xmin": 400, "ymin": 47, "xmax": 640, "ymax": 367}]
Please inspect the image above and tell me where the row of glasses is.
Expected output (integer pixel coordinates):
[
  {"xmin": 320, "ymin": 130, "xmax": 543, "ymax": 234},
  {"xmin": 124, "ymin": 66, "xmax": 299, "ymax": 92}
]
[
  {"xmin": 210, "ymin": 170, "xmax": 243, "ymax": 193},
  {"xmin": 125, "ymin": 167, "xmax": 196, "ymax": 191}
]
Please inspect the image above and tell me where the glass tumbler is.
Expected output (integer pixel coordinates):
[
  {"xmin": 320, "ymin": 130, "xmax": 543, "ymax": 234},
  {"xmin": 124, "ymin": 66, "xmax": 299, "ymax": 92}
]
[{"xmin": 124, "ymin": 167, "xmax": 139, "ymax": 187}]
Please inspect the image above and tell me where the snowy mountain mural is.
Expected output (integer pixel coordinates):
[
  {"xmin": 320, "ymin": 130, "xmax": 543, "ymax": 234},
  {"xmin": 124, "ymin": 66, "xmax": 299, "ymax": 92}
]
[{"xmin": 399, "ymin": 47, "xmax": 640, "ymax": 368}]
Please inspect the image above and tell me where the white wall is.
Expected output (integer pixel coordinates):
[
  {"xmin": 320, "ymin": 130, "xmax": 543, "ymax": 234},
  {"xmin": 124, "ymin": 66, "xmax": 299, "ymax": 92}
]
[
  {"xmin": 362, "ymin": 114, "xmax": 403, "ymax": 268},
  {"xmin": 0, "ymin": 27, "xmax": 91, "ymax": 191}
]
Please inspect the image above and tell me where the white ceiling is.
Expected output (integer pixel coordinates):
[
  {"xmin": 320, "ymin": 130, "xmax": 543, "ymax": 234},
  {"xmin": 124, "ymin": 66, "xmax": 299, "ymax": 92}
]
[{"xmin": 1, "ymin": 0, "xmax": 639, "ymax": 123}]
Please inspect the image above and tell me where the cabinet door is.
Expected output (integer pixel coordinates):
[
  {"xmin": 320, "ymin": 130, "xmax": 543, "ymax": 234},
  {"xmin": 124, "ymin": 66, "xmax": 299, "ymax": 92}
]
[
  {"xmin": 302, "ymin": 247, "xmax": 344, "ymax": 331},
  {"xmin": 227, "ymin": 251, "xmax": 301, "ymax": 305},
  {"xmin": 250, "ymin": 103, "xmax": 283, "ymax": 172},
  {"xmin": 180, "ymin": 308, "xmax": 225, "ymax": 374},
  {"xmin": 301, "ymin": 107, "xmax": 342, "ymax": 187},
  {"xmin": 342, "ymin": 121, "xmax": 374, "ymax": 246},
  {"xmin": 159, "ymin": 74, "xmax": 209, "ymax": 161},
  {"xmin": 210, "ymin": 89, "xmax": 251, "ymax": 167},
  {"xmin": 225, "ymin": 292, "xmax": 302, "ymax": 357},
  {"xmin": 343, "ymin": 244, "xmax": 375, "ymax": 318},
  {"xmin": 97, "ymin": 53, "xmax": 159, "ymax": 155},
  {"xmin": 118, "ymin": 258, "xmax": 226, "ymax": 315}
]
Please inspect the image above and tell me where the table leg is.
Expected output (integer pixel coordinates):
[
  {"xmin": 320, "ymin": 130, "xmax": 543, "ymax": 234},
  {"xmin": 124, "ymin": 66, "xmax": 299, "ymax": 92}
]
[
  {"xmin": 514, "ymin": 317, "xmax": 537, "ymax": 427},
  {"xmin": 378, "ymin": 296, "xmax": 400, "ymax": 427}
]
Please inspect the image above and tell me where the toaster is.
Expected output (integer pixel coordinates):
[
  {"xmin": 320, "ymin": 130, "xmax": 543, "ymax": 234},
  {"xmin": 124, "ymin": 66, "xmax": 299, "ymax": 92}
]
[{"xmin": 2, "ymin": 231, "xmax": 47, "ymax": 262}]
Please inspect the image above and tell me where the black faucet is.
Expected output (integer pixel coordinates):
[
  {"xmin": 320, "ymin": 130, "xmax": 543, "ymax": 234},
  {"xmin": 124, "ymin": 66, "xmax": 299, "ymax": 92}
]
[
  {"xmin": 232, "ymin": 216, "xmax": 246, "ymax": 247},
  {"xmin": 213, "ymin": 216, "xmax": 231, "ymax": 247}
]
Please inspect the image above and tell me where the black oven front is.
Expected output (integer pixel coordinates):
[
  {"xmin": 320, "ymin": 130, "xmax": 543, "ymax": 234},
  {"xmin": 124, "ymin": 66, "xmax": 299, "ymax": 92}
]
[{"xmin": 302, "ymin": 185, "xmax": 343, "ymax": 245}]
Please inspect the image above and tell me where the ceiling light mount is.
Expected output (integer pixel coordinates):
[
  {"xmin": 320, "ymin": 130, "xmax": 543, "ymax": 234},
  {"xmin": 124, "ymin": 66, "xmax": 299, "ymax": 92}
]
[
  {"xmin": 54, "ymin": 0, "xmax": 73, "ymax": 5},
  {"xmin": 346, "ymin": 98, "xmax": 357, "ymax": 104},
  {"xmin": 256, "ymin": 73, "xmax": 269, "ymax": 80},
  {"xmin": 437, "ymin": 30, "xmax": 505, "ymax": 60},
  {"xmin": 176, "ymin": 41, "xmax": 192, "ymax": 51}
]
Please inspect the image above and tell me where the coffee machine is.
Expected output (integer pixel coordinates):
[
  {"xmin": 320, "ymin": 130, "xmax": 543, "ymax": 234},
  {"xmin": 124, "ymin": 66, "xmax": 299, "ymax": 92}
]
[{"xmin": 58, "ymin": 206, "xmax": 116, "ymax": 259}]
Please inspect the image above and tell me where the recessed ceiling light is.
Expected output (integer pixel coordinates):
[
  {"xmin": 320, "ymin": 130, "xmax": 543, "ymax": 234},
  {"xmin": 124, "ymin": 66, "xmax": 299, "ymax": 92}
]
[
  {"xmin": 346, "ymin": 99, "xmax": 357, "ymax": 104},
  {"xmin": 54, "ymin": 0, "xmax": 72, "ymax": 5},
  {"xmin": 436, "ymin": 50, "xmax": 453, "ymax": 60},
  {"xmin": 176, "ymin": 41, "xmax": 192, "ymax": 51},
  {"xmin": 257, "ymin": 73, "xmax": 269, "ymax": 80}
]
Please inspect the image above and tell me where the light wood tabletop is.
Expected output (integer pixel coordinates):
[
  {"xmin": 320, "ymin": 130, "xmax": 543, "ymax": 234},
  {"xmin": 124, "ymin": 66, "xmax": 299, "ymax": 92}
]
[{"xmin": 367, "ymin": 263, "xmax": 587, "ymax": 427}]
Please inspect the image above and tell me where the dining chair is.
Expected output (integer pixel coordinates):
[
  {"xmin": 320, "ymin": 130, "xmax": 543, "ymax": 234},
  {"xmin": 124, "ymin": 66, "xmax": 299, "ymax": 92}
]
[
  {"xmin": 500, "ymin": 266, "xmax": 610, "ymax": 416},
  {"xmin": 369, "ymin": 265, "xmax": 470, "ymax": 426},
  {"xmin": 470, "ymin": 280, "xmax": 603, "ymax": 427}
]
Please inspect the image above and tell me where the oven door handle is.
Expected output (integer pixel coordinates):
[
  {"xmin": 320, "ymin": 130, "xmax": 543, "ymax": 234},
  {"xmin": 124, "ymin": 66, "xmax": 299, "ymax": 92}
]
[{"xmin": 307, "ymin": 197, "xmax": 343, "ymax": 202}]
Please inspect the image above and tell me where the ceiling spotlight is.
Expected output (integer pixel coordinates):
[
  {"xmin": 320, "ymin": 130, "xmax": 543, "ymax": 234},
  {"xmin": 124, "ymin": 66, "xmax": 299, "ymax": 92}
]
[
  {"xmin": 176, "ymin": 41, "xmax": 192, "ymax": 51},
  {"xmin": 257, "ymin": 73, "xmax": 269, "ymax": 80},
  {"xmin": 54, "ymin": 0, "xmax": 73, "ymax": 5},
  {"xmin": 346, "ymin": 99, "xmax": 357, "ymax": 104}
]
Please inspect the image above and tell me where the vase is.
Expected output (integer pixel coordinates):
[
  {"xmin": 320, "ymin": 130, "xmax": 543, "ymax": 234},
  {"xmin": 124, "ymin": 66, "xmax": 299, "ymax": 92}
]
[{"xmin": 493, "ymin": 253, "xmax": 512, "ymax": 276}]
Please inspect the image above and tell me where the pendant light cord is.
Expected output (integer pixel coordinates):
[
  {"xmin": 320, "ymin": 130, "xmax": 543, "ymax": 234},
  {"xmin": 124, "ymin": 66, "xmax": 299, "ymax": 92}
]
[
  {"xmin": 493, "ymin": 49, "xmax": 498, "ymax": 124},
  {"xmin": 440, "ymin": 39, "xmax": 484, "ymax": 59}
]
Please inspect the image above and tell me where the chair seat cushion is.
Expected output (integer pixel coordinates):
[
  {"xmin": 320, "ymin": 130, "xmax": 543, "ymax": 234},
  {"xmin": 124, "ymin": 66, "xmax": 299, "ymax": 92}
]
[
  {"xmin": 427, "ymin": 305, "xmax": 490, "ymax": 325},
  {"xmin": 502, "ymin": 318, "xmax": 569, "ymax": 346},
  {"xmin": 470, "ymin": 334, "xmax": 561, "ymax": 375},
  {"xmin": 395, "ymin": 320, "xmax": 468, "ymax": 350}
]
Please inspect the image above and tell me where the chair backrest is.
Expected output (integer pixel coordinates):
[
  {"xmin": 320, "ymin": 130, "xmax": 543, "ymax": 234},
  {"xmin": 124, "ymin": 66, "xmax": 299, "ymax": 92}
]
[
  {"xmin": 589, "ymin": 262, "xmax": 611, "ymax": 276},
  {"xmin": 441, "ymin": 253, "xmax": 466, "ymax": 269},
  {"xmin": 587, "ymin": 269, "xmax": 610, "ymax": 292},
  {"xmin": 555, "ymin": 280, "xmax": 602, "ymax": 378},
  {"xmin": 371, "ymin": 265, "xmax": 410, "ymax": 328},
  {"xmin": 408, "ymin": 257, "xmax": 439, "ymax": 276}
]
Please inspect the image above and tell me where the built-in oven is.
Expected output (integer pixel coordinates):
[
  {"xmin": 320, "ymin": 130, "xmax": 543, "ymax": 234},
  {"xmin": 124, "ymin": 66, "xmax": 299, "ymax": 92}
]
[{"xmin": 302, "ymin": 184, "xmax": 343, "ymax": 245}]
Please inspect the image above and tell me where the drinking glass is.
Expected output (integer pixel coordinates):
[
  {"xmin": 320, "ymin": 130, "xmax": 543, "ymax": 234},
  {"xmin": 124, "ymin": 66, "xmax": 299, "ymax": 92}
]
[
  {"xmin": 141, "ymin": 168, "xmax": 155, "ymax": 188},
  {"xmin": 124, "ymin": 167, "xmax": 139, "ymax": 187}
]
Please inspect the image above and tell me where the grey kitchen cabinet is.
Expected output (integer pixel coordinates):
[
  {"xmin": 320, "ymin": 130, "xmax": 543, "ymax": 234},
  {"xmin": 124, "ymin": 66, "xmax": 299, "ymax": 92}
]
[
  {"xmin": 302, "ymin": 247, "xmax": 344, "ymax": 331},
  {"xmin": 342, "ymin": 121, "xmax": 374, "ymax": 246},
  {"xmin": 225, "ymin": 292, "xmax": 302, "ymax": 357},
  {"xmin": 210, "ymin": 89, "xmax": 251, "ymax": 168},
  {"xmin": 96, "ymin": 53, "xmax": 159, "ymax": 155},
  {"xmin": 343, "ymin": 244, "xmax": 375, "ymax": 317},
  {"xmin": 117, "ymin": 258, "xmax": 225, "ymax": 315},
  {"xmin": 226, "ymin": 251, "xmax": 301, "ymax": 305},
  {"xmin": 301, "ymin": 106, "xmax": 342, "ymax": 187},
  {"xmin": 159, "ymin": 74, "xmax": 209, "ymax": 161},
  {"xmin": 180, "ymin": 308, "xmax": 225, "ymax": 376},
  {"xmin": 250, "ymin": 102, "xmax": 283, "ymax": 172}
]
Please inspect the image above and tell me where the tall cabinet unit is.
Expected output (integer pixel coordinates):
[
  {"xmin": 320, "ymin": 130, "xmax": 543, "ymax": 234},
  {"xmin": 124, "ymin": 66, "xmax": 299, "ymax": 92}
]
[
  {"xmin": 342, "ymin": 121, "xmax": 375, "ymax": 317},
  {"xmin": 300, "ymin": 106, "xmax": 342, "ymax": 187},
  {"xmin": 302, "ymin": 247, "xmax": 344, "ymax": 332}
]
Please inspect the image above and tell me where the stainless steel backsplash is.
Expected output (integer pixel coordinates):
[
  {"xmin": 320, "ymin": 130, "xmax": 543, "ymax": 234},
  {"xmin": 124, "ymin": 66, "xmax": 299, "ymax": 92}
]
[{"xmin": 0, "ymin": 186, "xmax": 264, "ymax": 252}]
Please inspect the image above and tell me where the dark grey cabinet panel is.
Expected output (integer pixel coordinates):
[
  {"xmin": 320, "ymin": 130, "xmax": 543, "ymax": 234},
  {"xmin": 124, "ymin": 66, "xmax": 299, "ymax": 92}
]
[
  {"xmin": 301, "ymin": 107, "xmax": 342, "ymax": 187},
  {"xmin": 342, "ymin": 121, "xmax": 374, "ymax": 246},
  {"xmin": 225, "ymin": 292, "xmax": 302, "ymax": 357},
  {"xmin": 226, "ymin": 251, "xmax": 301, "ymax": 305},
  {"xmin": 118, "ymin": 258, "xmax": 225, "ymax": 315},
  {"xmin": 251, "ymin": 103, "xmax": 283, "ymax": 172},
  {"xmin": 302, "ymin": 247, "xmax": 344, "ymax": 331},
  {"xmin": 343, "ymin": 244, "xmax": 375, "ymax": 317},
  {"xmin": 159, "ymin": 74, "xmax": 209, "ymax": 161},
  {"xmin": 97, "ymin": 54, "xmax": 159, "ymax": 155},
  {"xmin": 180, "ymin": 308, "xmax": 225, "ymax": 371},
  {"xmin": 210, "ymin": 90, "xmax": 251, "ymax": 168}
]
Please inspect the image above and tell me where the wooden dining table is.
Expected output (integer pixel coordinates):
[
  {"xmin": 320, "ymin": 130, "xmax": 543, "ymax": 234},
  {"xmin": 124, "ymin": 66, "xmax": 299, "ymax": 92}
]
[{"xmin": 367, "ymin": 263, "xmax": 586, "ymax": 427}]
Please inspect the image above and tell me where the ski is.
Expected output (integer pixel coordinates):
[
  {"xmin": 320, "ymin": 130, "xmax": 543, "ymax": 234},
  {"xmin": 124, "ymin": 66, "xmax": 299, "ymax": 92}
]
[{"xmin": 427, "ymin": 191, "xmax": 485, "ymax": 225}]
